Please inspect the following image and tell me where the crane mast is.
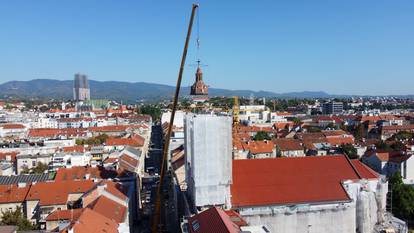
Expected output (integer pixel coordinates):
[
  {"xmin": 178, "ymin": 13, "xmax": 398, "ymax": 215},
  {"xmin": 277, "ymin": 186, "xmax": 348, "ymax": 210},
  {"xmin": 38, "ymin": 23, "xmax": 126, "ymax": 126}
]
[{"xmin": 151, "ymin": 4, "xmax": 199, "ymax": 233}]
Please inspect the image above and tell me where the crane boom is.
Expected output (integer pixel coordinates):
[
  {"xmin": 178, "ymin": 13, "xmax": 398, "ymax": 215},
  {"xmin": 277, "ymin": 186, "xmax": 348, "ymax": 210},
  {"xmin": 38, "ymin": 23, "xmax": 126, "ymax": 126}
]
[{"xmin": 151, "ymin": 4, "xmax": 199, "ymax": 233}]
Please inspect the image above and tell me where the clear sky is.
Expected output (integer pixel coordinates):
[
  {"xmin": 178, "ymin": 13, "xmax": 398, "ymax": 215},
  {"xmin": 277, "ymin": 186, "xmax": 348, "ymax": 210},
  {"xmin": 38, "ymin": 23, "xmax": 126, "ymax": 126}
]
[{"xmin": 0, "ymin": 0, "xmax": 413, "ymax": 95}]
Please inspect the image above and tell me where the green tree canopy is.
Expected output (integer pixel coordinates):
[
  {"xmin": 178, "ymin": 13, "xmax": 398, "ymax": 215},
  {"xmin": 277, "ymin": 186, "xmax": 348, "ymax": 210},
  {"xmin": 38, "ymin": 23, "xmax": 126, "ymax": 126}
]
[
  {"xmin": 138, "ymin": 105, "xmax": 161, "ymax": 121},
  {"xmin": 0, "ymin": 206, "xmax": 37, "ymax": 231},
  {"xmin": 253, "ymin": 131, "xmax": 271, "ymax": 141},
  {"xmin": 389, "ymin": 173, "xmax": 414, "ymax": 220},
  {"xmin": 340, "ymin": 143, "xmax": 358, "ymax": 159}
]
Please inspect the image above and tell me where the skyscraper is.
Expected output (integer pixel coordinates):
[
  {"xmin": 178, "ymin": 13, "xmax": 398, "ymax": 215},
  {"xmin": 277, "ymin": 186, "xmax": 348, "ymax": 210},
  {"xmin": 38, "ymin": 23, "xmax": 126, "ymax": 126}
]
[{"xmin": 73, "ymin": 73, "xmax": 90, "ymax": 101}]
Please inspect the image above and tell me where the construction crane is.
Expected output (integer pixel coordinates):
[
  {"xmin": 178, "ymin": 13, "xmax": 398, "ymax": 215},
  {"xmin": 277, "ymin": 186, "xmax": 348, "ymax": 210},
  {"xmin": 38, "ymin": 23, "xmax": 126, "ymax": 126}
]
[
  {"xmin": 233, "ymin": 96, "xmax": 239, "ymax": 126},
  {"xmin": 151, "ymin": 4, "xmax": 199, "ymax": 233}
]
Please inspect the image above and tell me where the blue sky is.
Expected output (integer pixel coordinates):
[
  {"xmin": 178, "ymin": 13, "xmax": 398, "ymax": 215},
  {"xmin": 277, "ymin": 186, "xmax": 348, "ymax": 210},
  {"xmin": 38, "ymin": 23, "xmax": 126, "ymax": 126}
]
[{"xmin": 0, "ymin": 1, "xmax": 413, "ymax": 95}]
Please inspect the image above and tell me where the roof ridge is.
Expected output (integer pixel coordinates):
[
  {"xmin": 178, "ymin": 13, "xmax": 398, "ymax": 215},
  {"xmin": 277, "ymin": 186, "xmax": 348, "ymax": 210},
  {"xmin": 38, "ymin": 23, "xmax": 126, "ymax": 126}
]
[{"xmin": 343, "ymin": 154, "xmax": 362, "ymax": 179}]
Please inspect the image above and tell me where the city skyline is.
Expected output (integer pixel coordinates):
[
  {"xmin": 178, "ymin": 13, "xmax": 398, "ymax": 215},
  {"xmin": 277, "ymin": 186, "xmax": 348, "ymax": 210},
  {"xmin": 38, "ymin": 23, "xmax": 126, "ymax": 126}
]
[{"xmin": 0, "ymin": 1, "xmax": 413, "ymax": 95}]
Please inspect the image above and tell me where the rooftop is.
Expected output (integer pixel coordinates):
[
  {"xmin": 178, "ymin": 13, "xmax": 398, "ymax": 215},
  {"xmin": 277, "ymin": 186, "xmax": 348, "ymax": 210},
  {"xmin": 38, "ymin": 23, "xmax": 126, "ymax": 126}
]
[{"xmin": 231, "ymin": 155, "xmax": 379, "ymax": 208}]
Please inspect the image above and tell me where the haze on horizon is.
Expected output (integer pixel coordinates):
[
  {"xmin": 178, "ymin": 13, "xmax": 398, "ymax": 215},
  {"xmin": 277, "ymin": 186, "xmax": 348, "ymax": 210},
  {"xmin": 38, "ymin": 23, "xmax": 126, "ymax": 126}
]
[{"xmin": 0, "ymin": 0, "xmax": 413, "ymax": 96}]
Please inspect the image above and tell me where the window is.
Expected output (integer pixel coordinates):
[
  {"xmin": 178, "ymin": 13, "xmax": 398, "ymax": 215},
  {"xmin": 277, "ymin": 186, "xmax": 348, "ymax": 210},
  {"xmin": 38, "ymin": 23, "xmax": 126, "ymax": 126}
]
[
  {"xmin": 192, "ymin": 220, "xmax": 200, "ymax": 231},
  {"xmin": 32, "ymin": 161, "xmax": 36, "ymax": 167}
]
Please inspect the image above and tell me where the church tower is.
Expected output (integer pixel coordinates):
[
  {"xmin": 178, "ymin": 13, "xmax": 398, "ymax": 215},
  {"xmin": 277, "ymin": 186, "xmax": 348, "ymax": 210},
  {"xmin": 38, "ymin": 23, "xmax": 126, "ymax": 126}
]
[{"xmin": 190, "ymin": 65, "xmax": 208, "ymax": 96}]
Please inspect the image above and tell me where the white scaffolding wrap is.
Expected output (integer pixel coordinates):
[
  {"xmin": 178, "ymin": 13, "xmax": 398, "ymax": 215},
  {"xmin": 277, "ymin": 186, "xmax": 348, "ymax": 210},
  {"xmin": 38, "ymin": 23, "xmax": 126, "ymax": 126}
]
[{"xmin": 184, "ymin": 114, "xmax": 232, "ymax": 208}]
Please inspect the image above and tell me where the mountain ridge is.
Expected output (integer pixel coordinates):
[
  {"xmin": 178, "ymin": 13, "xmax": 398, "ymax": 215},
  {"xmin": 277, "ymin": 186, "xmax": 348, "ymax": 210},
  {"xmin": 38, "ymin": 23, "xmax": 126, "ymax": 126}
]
[{"xmin": 0, "ymin": 79, "xmax": 341, "ymax": 101}]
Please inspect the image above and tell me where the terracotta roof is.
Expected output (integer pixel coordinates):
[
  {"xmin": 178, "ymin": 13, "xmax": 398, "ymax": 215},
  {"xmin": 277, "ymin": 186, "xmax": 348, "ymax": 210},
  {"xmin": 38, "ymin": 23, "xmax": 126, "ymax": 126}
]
[
  {"xmin": 188, "ymin": 207, "xmax": 240, "ymax": 233},
  {"xmin": 63, "ymin": 145, "xmax": 85, "ymax": 153},
  {"xmin": 103, "ymin": 157, "xmax": 118, "ymax": 164},
  {"xmin": 366, "ymin": 151, "xmax": 412, "ymax": 163},
  {"xmin": 322, "ymin": 130, "xmax": 347, "ymax": 137},
  {"xmin": 359, "ymin": 116, "xmax": 381, "ymax": 123},
  {"xmin": 118, "ymin": 153, "xmax": 139, "ymax": 173},
  {"xmin": 273, "ymin": 139, "xmax": 303, "ymax": 151},
  {"xmin": 350, "ymin": 160, "xmax": 379, "ymax": 178},
  {"xmin": 98, "ymin": 180, "xmax": 128, "ymax": 202},
  {"xmin": 171, "ymin": 150, "xmax": 185, "ymax": 170},
  {"xmin": 46, "ymin": 208, "xmax": 84, "ymax": 221},
  {"xmin": 26, "ymin": 180, "xmax": 95, "ymax": 206},
  {"xmin": 325, "ymin": 136, "xmax": 355, "ymax": 146},
  {"xmin": 224, "ymin": 210, "xmax": 248, "ymax": 227},
  {"xmin": 106, "ymin": 136, "xmax": 144, "ymax": 147},
  {"xmin": 55, "ymin": 166, "xmax": 118, "ymax": 181},
  {"xmin": 28, "ymin": 128, "xmax": 87, "ymax": 138},
  {"xmin": 231, "ymin": 155, "xmax": 377, "ymax": 208},
  {"xmin": 273, "ymin": 122, "xmax": 294, "ymax": 130},
  {"xmin": 89, "ymin": 125, "xmax": 129, "ymax": 132},
  {"xmin": 88, "ymin": 195, "xmax": 127, "ymax": 223},
  {"xmin": 247, "ymin": 141, "xmax": 274, "ymax": 154},
  {"xmin": 28, "ymin": 128, "xmax": 60, "ymax": 138},
  {"xmin": 64, "ymin": 208, "xmax": 118, "ymax": 233},
  {"xmin": 1, "ymin": 124, "xmax": 25, "ymax": 129},
  {"xmin": 382, "ymin": 124, "xmax": 414, "ymax": 131},
  {"xmin": 315, "ymin": 116, "xmax": 341, "ymax": 123},
  {"xmin": 0, "ymin": 184, "xmax": 30, "ymax": 204},
  {"xmin": 0, "ymin": 152, "xmax": 18, "ymax": 162}
]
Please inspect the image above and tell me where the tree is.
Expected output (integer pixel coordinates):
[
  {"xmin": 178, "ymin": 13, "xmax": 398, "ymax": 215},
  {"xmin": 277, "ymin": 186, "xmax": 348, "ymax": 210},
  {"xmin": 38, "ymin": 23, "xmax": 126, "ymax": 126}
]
[
  {"xmin": 139, "ymin": 105, "xmax": 161, "ymax": 121},
  {"xmin": 340, "ymin": 143, "xmax": 358, "ymax": 159},
  {"xmin": 307, "ymin": 127, "xmax": 321, "ymax": 133},
  {"xmin": 389, "ymin": 173, "xmax": 414, "ymax": 220},
  {"xmin": 391, "ymin": 141, "xmax": 406, "ymax": 151},
  {"xmin": 0, "ymin": 206, "xmax": 37, "ymax": 231},
  {"xmin": 31, "ymin": 162, "xmax": 48, "ymax": 174},
  {"xmin": 253, "ymin": 131, "xmax": 271, "ymax": 141},
  {"xmin": 376, "ymin": 141, "xmax": 392, "ymax": 152}
]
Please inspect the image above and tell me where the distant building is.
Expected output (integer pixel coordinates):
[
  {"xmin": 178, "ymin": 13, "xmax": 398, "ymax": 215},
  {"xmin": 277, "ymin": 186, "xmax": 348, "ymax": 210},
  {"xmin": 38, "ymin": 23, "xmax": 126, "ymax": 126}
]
[
  {"xmin": 73, "ymin": 73, "xmax": 90, "ymax": 101},
  {"xmin": 184, "ymin": 114, "xmax": 232, "ymax": 209},
  {"xmin": 190, "ymin": 66, "xmax": 208, "ymax": 101},
  {"xmin": 322, "ymin": 101, "xmax": 343, "ymax": 115}
]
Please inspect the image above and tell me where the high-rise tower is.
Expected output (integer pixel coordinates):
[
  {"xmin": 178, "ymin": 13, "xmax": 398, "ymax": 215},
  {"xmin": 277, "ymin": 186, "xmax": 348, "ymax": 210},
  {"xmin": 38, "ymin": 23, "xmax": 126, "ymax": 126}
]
[{"xmin": 73, "ymin": 73, "xmax": 90, "ymax": 101}]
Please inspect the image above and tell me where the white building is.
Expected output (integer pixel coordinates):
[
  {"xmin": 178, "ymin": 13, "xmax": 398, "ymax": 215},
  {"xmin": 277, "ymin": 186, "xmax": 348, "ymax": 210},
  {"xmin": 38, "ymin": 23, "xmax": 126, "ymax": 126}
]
[
  {"xmin": 16, "ymin": 154, "xmax": 52, "ymax": 174},
  {"xmin": 31, "ymin": 118, "xmax": 58, "ymax": 129},
  {"xmin": 362, "ymin": 150, "xmax": 414, "ymax": 184},
  {"xmin": 50, "ymin": 152, "xmax": 91, "ymax": 170},
  {"xmin": 184, "ymin": 114, "xmax": 232, "ymax": 209},
  {"xmin": 161, "ymin": 110, "xmax": 186, "ymax": 128},
  {"xmin": 231, "ymin": 156, "xmax": 406, "ymax": 233}
]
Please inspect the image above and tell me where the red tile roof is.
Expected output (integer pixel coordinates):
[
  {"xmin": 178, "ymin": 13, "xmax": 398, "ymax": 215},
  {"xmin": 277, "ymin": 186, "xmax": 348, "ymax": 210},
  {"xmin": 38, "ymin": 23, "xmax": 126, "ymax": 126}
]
[
  {"xmin": 26, "ymin": 180, "xmax": 95, "ymax": 206},
  {"xmin": 382, "ymin": 124, "xmax": 414, "ymax": 131},
  {"xmin": 350, "ymin": 160, "xmax": 379, "ymax": 179},
  {"xmin": 247, "ymin": 141, "xmax": 274, "ymax": 154},
  {"xmin": 63, "ymin": 145, "xmax": 85, "ymax": 153},
  {"xmin": 118, "ymin": 153, "xmax": 139, "ymax": 173},
  {"xmin": 0, "ymin": 184, "xmax": 30, "ymax": 204},
  {"xmin": 88, "ymin": 196, "xmax": 127, "ymax": 223},
  {"xmin": 1, "ymin": 124, "xmax": 25, "ymax": 129},
  {"xmin": 54, "ymin": 166, "xmax": 118, "ymax": 181},
  {"xmin": 98, "ymin": 180, "xmax": 128, "ymax": 202},
  {"xmin": 0, "ymin": 152, "xmax": 18, "ymax": 162},
  {"xmin": 231, "ymin": 155, "xmax": 378, "ymax": 208},
  {"xmin": 46, "ymin": 208, "xmax": 84, "ymax": 221},
  {"xmin": 106, "ymin": 136, "xmax": 144, "ymax": 147},
  {"xmin": 89, "ymin": 125, "xmax": 129, "ymax": 132},
  {"xmin": 64, "ymin": 208, "xmax": 118, "ymax": 233},
  {"xmin": 273, "ymin": 139, "xmax": 303, "ymax": 151},
  {"xmin": 188, "ymin": 207, "xmax": 240, "ymax": 233},
  {"xmin": 325, "ymin": 136, "xmax": 355, "ymax": 146},
  {"xmin": 28, "ymin": 128, "xmax": 61, "ymax": 138}
]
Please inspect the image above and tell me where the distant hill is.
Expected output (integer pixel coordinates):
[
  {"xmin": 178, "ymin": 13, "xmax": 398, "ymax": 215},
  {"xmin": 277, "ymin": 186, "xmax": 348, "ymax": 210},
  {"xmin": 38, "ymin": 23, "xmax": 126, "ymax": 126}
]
[{"xmin": 0, "ymin": 79, "xmax": 332, "ymax": 101}]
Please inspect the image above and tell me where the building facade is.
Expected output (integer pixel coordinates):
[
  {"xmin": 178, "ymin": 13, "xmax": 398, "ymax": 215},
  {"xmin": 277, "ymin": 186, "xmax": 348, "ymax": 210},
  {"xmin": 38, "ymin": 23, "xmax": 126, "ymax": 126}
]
[
  {"xmin": 184, "ymin": 114, "xmax": 232, "ymax": 209},
  {"xmin": 73, "ymin": 73, "xmax": 90, "ymax": 101}
]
